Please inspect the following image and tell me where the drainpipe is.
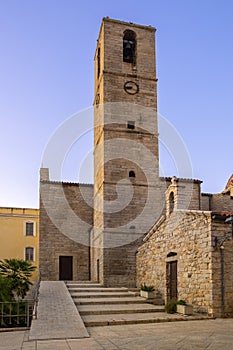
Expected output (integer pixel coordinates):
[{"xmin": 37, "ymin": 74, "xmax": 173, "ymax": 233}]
[{"xmin": 220, "ymin": 245, "xmax": 225, "ymax": 318}]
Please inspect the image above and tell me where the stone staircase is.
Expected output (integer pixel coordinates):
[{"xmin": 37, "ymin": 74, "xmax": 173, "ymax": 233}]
[{"xmin": 66, "ymin": 281, "xmax": 168, "ymax": 327}]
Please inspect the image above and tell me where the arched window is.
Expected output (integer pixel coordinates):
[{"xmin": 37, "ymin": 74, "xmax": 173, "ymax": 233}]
[
  {"xmin": 169, "ymin": 192, "xmax": 174, "ymax": 214},
  {"xmin": 129, "ymin": 170, "xmax": 135, "ymax": 178},
  {"xmin": 167, "ymin": 252, "xmax": 177, "ymax": 258},
  {"xmin": 123, "ymin": 30, "xmax": 136, "ymax": 64}
]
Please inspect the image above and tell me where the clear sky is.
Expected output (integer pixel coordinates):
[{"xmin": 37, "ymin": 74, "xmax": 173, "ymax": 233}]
[{"xmin": 0, "ymin": 0, "xmax": 232, "ymax": 208}]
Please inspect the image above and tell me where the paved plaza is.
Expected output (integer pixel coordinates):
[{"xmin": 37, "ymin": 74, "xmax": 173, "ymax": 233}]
[
  {"xmin": 0, "ymin": 319, "xmax": 233, "ymax": 349},
  {"xmin": 1, "ymin": 281, "xmax": 233, "ymax": 349}
]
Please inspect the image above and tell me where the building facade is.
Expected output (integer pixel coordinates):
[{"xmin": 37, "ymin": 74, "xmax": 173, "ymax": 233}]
[
  {"xmin": 0, "ymin": 207, "xmax": 39, "ymax": 280},
  {"xmin": 39, "ymin": 168, "xmax": 93, "ymax": 281},
  {"xmin": 39, "ymin": 18, "xmax": 233, "ymax": 317},
  {"xmin": 136, "ymin": 176, "xmax": 233, "ymax": 317}
]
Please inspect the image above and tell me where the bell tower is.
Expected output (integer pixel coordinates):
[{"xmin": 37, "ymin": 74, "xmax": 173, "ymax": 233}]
[{"xmin": 91, "ymin": 18, "xmax": 161, "ymax": 287}]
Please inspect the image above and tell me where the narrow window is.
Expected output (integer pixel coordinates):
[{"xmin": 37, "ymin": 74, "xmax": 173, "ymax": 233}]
[
  {"xmin": 129, "ymin": 170, "xmax": 135, "ymax": 178},
  {"xmin": 25, "ymin": 222, "xmax": 34, "ymax": 236},
  {"xmin": 96, "ymin": 93, "xmax": 100, "ymax": 107},
  {"xmin": 25, "ymin": 247, "xmax": 34, "ymax": 261},
  {"xmin": 169, "ymin": 192, "xmax": 174, "ymax": 214},
  {"xmin": 123, "ymin": 30, "xmax": 136, "ymax": 64},
  {"xmin": 97, "ymin": 47, "xmax": 101, "ymax": 78},
  {"xmin": 127, "ymin": 121, "xmax": 135, "ymax": 129}
]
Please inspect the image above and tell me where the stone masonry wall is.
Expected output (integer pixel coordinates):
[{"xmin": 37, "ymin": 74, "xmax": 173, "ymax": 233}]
[
  {"xmin": 92, "ymin": 18, "xmax": 159, "ymax": 287},
  {"xmin": 137, "ymin": 209, "xmax": 233, "ymax": 317},
  {"xmin": 137, "ymin": 210, "xmax": 215, "ymax": 314},
  {"xmin": 201, "ymin": 192, "xmax": 233, "ymax": 212},
  {"xmin": 211, "ymin": 193, "xmax": 233, "ymax": 212},
  {"xmin": 211, "ymin": 220, "xmax": 233, "ymax": 317},
  {"xmin": 40, "ymin": 181, "xmax": 93, "ymax": 281}
]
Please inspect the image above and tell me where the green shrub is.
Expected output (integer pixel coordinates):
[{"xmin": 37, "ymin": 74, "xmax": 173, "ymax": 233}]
[
  {"xmin": 140, "ymin": 283, "xmax": 155, "ymax": 292},
  {"xmin": 177, "ymin": 299, "xmax": 186, "ymax": 305},
  {"xmin": 165, "ymin": 298, "xmax": 177, "ymax": 313}
]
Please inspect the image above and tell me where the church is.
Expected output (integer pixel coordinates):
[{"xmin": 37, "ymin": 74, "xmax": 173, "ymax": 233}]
[{"xmin": 39, "ymin": 17, "xmax": 233, "ymax": 317}]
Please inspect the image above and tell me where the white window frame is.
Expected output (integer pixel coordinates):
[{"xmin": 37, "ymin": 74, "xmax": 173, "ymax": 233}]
[
  {"xmin": 25, "ymin": 247, "xmax": 35, "ymax": 262},
  {"xmin": 24, "ymin": 221, "xmax": 36, "ymax": 236}
]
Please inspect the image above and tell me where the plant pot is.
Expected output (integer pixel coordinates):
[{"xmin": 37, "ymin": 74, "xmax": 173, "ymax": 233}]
[
  {"xmin": 140, "ymin": 290, "xmax": 155, "ymax": 299},
  {"xmin": 177, "ymin": 304, "xmax": 193, "ymax": 315}
]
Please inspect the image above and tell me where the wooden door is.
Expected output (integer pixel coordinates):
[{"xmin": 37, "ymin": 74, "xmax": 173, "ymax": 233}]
[
  {"xmin": 166, "ymin": 261, "xmax": 177, "ymax": 300},
  {"xmin": 59, "ymin": 256, "xmax": 73, "ymax": 280}
]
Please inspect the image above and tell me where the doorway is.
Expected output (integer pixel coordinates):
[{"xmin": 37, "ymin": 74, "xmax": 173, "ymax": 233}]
[
  {"xmin": 166, "ymin": 260, "xmax": 177, "ymax": 300},
  {"xmin": 59, "ymin": 256, "xmax": 73, "ymax": 280}
]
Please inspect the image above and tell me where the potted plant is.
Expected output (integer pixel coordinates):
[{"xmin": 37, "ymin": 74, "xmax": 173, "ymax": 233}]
[
  {"xmin": 140, "ymin": 283, "xmax": 155, "ymax": 299},
  {"xmin": 176, "ymin": 300, "xmax": 193, "ymax": 315},
  {"xmin": 165, "ymin": 298, "xmax": 177, "ymax": 314}
]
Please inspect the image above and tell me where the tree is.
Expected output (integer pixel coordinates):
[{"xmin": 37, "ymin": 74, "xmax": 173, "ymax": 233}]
[{"xmin": 0, "ymin": 259, "xmax": 36, "ymax": 300}]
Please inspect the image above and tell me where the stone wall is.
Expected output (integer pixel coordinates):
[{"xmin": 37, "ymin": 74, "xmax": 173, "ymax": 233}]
[
  {"xmin": 40, "ymin": 179, "xmax": 93, "ymax": 281},
  {"xmin": 137, "ymin": 210, "xmax": 214, "ymax": 314},
  {"xmin": 211, "ymin": 193, "xmax": 233, "ymax": 212},
  {"xmin": 211, "ymin": 219, "xmax": 233, "ymax": 317},
  {"xmin": 137, "ymin": 208, "xmax": 233, "ymax": 317},
  {"xmin": 201, "ymin": 192, "xmax": 233, "ymax": 212}
]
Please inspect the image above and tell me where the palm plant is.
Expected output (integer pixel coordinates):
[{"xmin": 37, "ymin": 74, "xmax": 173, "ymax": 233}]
[
  {"xmin": 0, "ymin": 259, "xmax": 36, "ymax": 300},
  {"xmin": 0, "ymin": 275, "xmax": 13, "ymax": 301}
]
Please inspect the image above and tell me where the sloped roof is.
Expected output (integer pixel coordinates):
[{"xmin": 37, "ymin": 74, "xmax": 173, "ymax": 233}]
[{"xmin": 222, "ymin": 174, "xmax": 233, "ymax": 192}]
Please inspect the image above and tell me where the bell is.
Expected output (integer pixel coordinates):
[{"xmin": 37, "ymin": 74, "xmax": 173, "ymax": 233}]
[
  {"xmin": 125, "ymin": 42, "xmax": 132, "ymax": 50},
  {"xmin": 123, "ymin": 41, "xmax": 133, "ymax": 62}
]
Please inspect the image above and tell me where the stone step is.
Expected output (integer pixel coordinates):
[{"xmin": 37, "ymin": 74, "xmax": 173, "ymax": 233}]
[
  {"xmin": 67, "ymin": 287, "xmax": 129, "ymax": 293},
  {"xmin": 73, "ymin": 297, "xmax": 148, "ymax": 305},
  {"xmin": 78, "ymin": 303, "xmax": 164, "ymax": 315},
  {"xmin": 66, "ymin": 281, "xmax": 100, "ymax": 284},
  {"xmin": 82, "ymin": 312, "xmax": 209, "ymax": 327},
  {"xmin": 66, "ymin": 283, "xmax": 101, "ymax": 288},
  {"xmin": 70, "ymin": 292, "xmax": 137, "ymax": 298}
]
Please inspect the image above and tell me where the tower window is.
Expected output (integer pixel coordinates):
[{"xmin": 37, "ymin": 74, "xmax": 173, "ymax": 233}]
[
  {"xmin": 127, "ymin": 121, "xmax": 135, "ymax": 129},
  {"xmin": 123, "ymin": 30, "xmax": 136, "ymax": 64},
  {"xmin": 169, "ymin": 192, "xmax": 174, "ymax": 214},
  {"xmin": 97, "ymin": 47, "xmax": 101, "ymax": 78},
  {"xmin": 129, "ymin": 170, "xmax": 135, "ymax": 178}
]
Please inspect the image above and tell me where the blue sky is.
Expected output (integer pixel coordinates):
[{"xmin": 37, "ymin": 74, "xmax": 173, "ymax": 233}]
[{"xmin": 0, "ymin": 0, "xmax": 232, "ymax": 208}]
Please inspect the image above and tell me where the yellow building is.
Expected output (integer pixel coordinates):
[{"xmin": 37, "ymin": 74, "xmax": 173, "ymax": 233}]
[{"xmin": 0, "ymin": 207, "xmax": 39, "ymax": 280}]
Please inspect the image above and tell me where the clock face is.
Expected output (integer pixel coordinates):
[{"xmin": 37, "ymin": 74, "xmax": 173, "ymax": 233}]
[{"xmin": 124, "ymin": 81, "xmax": 139, "ymax": 95}]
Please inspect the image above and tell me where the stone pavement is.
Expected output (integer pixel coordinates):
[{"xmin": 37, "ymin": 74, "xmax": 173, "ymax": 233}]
[
  {"xmin": 1, "ymin": 281, "xmax": 233, "ymax": 349},
  {"xmin": 1, "ymin": 319, "xmax": 233, "ymax": 349},
  {"xmin": 29, "ymin": 281, "xmax": 89, "ymax": 340}
]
